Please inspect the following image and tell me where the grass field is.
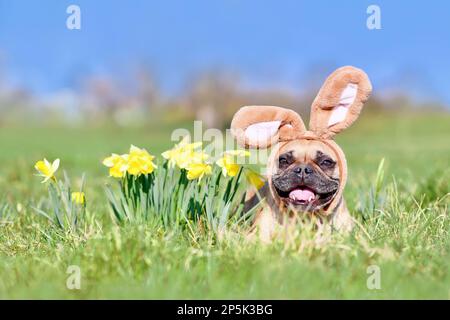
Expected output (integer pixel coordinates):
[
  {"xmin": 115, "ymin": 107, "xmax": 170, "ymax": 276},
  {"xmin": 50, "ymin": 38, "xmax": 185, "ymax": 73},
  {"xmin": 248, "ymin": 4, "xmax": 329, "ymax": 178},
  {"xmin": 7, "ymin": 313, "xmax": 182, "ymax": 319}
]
[{"xmin": 0, "ymin": 111, "xmax": 448, "ymax": 299}]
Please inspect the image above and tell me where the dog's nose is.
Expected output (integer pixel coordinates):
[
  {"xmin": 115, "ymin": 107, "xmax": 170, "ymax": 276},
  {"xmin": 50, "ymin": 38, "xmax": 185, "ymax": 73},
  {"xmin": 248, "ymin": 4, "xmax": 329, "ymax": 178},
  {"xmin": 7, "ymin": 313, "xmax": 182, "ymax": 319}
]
[
  {"xmin": 294, "ymin": 165, "xmax": 313, "ymax": 176},
  {"xmin": 304, "ymin": 166, "xmax": 313, "ymax": 175}
]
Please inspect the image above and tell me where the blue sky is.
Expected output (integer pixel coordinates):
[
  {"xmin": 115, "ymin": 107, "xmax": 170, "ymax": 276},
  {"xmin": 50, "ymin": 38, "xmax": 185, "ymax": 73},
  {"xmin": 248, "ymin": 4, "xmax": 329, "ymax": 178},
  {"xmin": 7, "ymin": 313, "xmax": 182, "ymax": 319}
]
[{"xmin": 0, "ymin": 0, "xmax": 449, "ymax": 105}]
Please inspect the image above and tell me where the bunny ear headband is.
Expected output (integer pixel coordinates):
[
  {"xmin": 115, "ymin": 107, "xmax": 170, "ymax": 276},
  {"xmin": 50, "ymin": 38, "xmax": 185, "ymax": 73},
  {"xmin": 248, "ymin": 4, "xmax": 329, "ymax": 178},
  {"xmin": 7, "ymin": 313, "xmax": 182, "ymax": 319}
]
[{"xmin": 231, "ymin": 66, "xmax": 372, "ymax": 148}]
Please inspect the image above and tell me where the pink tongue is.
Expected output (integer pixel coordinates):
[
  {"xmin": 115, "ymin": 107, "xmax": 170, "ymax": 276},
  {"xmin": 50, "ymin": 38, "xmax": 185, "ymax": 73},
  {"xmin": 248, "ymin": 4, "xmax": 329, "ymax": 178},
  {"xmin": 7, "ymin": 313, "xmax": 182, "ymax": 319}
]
[{"xmin": 289, "ymin": 189, "xmax": 315, "ymax": 202}]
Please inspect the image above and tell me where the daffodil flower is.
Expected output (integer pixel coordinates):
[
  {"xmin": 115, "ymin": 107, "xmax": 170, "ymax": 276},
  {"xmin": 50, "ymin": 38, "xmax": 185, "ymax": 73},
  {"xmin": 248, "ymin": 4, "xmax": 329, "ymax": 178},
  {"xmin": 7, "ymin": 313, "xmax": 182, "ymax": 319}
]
[
  {"xmin": 186, "ymin": 163, "xmax": 212, "ymax": 181},
  {"xmin": 127, "ymin": 145, "xmax": 157, "ymax": 176},
  {"xmin": 172, "ymin": 151, "xmax": 208, "ymax": 169},
  {"xmin": 34, "ymin": 158, "xmax": 60, "ymax": 183},
  {"xmin": 216, "ymin": 155, "xmax": 240, "ymax": 177},
  {"xmin": 224, "ymin": 149, "xmax": 251, "ymax": 157},
  {"xmin": 245, "ymin": 169, "xmax": 265, "ymax": 190},
  {"xmin": 103, "ymin": 153, "xmax": 129, "ymax": 178},
  {"xmin": 71, "ymin": 192, "xmax": 85, "ymax": 205},
  {"xmin": 187, "ymin": 151, "xmax": 209, "ymax": 165},
  {"xmin": 215, "ymin": 149, "xmax": 250, "ymax": 177},
  {"xmin": 162, "ymin": 136, "xmax": 204, "ymax": 169}
]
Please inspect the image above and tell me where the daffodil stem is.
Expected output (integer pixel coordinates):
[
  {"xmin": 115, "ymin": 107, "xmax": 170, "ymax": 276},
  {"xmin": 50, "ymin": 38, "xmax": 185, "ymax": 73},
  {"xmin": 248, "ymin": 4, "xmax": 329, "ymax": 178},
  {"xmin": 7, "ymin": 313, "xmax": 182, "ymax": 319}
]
[{"xmin": 229, "ymin": 167, "xmax": 244, "ymax": 203}]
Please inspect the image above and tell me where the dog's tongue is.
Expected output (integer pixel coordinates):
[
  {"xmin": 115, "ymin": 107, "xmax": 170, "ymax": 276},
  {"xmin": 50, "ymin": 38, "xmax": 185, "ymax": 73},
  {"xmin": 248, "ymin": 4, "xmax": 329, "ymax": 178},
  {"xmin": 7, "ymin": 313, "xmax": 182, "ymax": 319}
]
[{"xmin": 289, "ymin": 188, "xmax": 315, "ymax": 202}]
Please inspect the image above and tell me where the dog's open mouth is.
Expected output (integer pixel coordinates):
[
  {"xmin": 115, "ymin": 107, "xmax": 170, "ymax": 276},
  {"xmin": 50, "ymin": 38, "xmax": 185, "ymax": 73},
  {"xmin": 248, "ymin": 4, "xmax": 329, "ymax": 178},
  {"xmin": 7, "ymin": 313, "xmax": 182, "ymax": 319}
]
[
  {"xmin": 289, "ymin": 187, "xmax": 316, "ymax": 205},
  {"xmin": 275, "ymin": 186, "xmax": 337, "ymax": 210}
]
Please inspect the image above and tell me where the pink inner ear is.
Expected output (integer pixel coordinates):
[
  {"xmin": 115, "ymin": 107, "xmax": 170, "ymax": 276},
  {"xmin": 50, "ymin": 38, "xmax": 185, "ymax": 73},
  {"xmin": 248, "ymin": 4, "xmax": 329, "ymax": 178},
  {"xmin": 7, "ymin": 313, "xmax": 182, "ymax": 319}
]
[
  {"xmin": 328, "ymin": 83, "xmax": 358, "ymax": 127},
  {"xmin": 245, "ymin": 121, "xmax": 281, "ymax": 145}
]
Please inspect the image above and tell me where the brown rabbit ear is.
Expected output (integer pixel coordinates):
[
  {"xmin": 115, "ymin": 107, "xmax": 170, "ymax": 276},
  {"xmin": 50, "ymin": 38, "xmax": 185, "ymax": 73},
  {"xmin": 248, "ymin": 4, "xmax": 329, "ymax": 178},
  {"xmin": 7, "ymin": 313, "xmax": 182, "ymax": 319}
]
[
  {"xmin": 309, "ymin": 66, "xmax": 372, "ymax": 139},
  {"xmin": 230, "ymin": 105, "xmax": 306, "ymax": 148}
]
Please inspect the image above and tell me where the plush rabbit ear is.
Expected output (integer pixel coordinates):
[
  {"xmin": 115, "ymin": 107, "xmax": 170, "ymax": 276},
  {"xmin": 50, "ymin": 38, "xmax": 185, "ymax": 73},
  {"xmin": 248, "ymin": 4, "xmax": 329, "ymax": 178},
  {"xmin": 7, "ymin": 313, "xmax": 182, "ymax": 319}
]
[
  {"xmin": 231, "ymin": 105, "xmax": 306, "ymax": 148},
  {"xmin": 309, "ymin": 66, "xmax": 372, "ymax": 139}
]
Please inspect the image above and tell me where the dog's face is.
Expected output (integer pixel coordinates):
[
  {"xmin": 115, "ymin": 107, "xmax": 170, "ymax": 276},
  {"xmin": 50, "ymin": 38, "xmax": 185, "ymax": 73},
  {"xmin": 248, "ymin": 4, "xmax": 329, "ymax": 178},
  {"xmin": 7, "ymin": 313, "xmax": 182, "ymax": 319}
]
[{"xmin": 270, "ymin": 139, "xmax": 341, "ymax": 212}]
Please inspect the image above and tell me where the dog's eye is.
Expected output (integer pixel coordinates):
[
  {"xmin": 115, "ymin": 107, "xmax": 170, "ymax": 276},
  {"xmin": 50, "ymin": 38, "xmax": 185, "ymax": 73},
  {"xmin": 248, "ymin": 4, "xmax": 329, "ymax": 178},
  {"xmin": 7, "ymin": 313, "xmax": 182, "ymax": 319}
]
[
  {"xmin": 279, "ymin": 157, "xmax": 289, "ymax": 166},
  {"xmin": 320, "ymin": 159, "xmax": 335, "ymax": 167}
]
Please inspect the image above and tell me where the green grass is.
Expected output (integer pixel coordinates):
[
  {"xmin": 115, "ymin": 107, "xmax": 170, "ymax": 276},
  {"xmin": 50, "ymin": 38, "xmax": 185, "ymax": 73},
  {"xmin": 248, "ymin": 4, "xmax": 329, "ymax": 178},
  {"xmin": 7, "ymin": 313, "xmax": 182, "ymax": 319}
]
[{"xmin": 0, "ymin": 112, "xmax": 449, "ymax": 299}]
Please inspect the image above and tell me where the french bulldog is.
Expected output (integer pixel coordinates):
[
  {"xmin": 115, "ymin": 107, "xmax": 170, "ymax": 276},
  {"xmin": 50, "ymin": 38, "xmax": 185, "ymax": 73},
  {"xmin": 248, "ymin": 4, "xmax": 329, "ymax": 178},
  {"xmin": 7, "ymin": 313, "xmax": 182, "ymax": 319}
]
[{"xmin": 230, "ymin": 66, "xmax": 372, "ymax": 240}]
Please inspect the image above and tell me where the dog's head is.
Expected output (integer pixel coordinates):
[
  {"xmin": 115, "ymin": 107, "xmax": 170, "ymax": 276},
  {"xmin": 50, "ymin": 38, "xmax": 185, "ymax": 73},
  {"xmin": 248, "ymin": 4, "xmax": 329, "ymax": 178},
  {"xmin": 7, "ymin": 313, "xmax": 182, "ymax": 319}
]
[{"xmin": 231, "ymin": 66, "xmax": 372, "ymax": 214}]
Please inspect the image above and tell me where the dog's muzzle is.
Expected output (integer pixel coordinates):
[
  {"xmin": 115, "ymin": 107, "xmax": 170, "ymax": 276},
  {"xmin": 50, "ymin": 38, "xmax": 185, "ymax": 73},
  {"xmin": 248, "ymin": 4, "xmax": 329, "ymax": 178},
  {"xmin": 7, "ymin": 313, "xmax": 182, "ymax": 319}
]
[{"xmin": 272, "ymin": 165, "xmax": 339, "ymax": 212}]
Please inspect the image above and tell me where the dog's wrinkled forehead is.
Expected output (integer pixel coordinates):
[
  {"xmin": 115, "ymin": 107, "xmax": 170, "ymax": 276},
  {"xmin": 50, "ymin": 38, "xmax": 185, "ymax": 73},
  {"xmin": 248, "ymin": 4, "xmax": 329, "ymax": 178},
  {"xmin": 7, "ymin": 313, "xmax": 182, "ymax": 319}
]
[{"xmin": 277, "ymin": 139, "xmax": 338, "ymax": 163}]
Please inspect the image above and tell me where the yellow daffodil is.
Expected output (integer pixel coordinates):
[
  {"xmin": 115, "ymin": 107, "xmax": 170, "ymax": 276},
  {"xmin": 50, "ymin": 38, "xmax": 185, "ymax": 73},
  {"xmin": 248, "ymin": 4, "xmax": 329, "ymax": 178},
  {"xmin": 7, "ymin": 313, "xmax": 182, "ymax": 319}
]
[
  {"xmin": 224, "ymin": 149, "xmax": 251, "ymax": 157},
  {"xmin": 127, "ymin": 145, "xmax": 157, "ymax": 176},
  {"xmin": 103, "ymin": 153, "xmax": 128, "ymax": 178},
  {"xmin": 162, "ymin": 136, "xmax": 204, "ymax": 169},
  {"xmin": 246, "ymin": 169, "xmax": 265, "ymax": 189},
  {"xmin": 216, "ymin": 155, "xmax": 240, "ymax": 177},
  {"xmin": 71, "ymin": 192, "xmax": 85, "ymax": 205},
  {"xmin": 169, "ymin": 151, "xmax": 208, "ymax": 170},
  {"xmin": 34, "ymin": 158, "xmax": 60, "ymax": 183},
  {"xmin": 188, "ymin": 151, "xmax": 209, "ymax": 164},
  {"xmin": 186, "ymin": 163, "xmax": 212, "ymax": 181},
  {"xmin": 215, "ymin": 149, "xmax": 249, "ymax": 177}
]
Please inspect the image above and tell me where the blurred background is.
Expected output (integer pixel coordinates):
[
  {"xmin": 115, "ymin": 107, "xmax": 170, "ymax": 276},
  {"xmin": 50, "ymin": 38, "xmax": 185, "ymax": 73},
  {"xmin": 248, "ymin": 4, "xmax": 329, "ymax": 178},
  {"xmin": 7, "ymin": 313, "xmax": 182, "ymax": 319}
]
[
  {"xmin": 0, "ymin": 0, "xmax": 449, "ymax": 126},
  {"xmin": 0, "ymin": 0, "xmax": 448, "ymax": 186}
]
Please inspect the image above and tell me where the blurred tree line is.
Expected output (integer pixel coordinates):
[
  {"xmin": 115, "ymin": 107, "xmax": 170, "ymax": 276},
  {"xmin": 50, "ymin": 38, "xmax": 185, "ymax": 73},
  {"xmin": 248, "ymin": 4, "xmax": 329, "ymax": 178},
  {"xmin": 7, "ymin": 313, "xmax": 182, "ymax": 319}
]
[{"xmin": 0, "ymin": 64, "xmax": 447, "ymax": 128}]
